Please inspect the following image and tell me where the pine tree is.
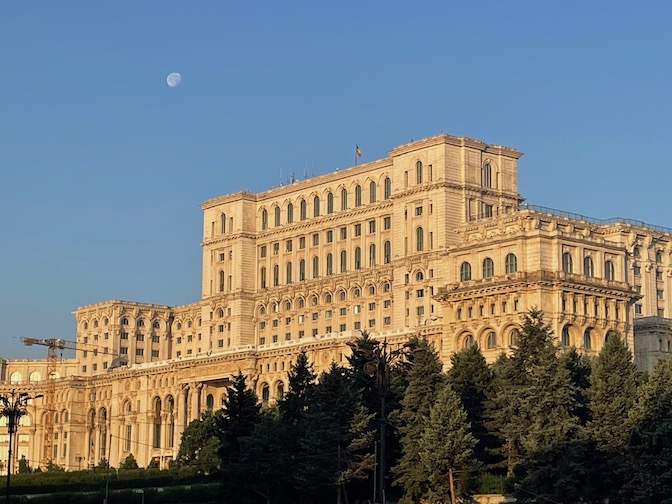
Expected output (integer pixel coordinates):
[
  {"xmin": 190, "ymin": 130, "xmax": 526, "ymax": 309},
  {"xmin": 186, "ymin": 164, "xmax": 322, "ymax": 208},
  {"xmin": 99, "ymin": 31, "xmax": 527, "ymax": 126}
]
[
  {"xmin": 560, "ymin": 347, "xmax": 592, "ymax": 426},
  {"xmin": 420, "ymin": 384, "xmax": 478, "ymax": 504},
  {"xmin": 300, "ymin": 364, "xmax": 374, "ymax": 503},
  {"xmin": 447, "ymin": 344, "xmax": 496, "ymax": 468},
  {"xmin": 218, "ymin": 371, "xmax": 262, "ymax": 501},
  {"xmin": 278, "ymin": 349, "xmax": 317, "ymax": 425},
  {"xmin": 621, "ymin": 356, "xmax": 672, "ymax": 503},
  {"xmin": 588, "ymin": 330, "xmax": 637, "ymax": 453},
  {"xmin": 392, "ymin": 337, "xmax": 445, "ymax": 503}
]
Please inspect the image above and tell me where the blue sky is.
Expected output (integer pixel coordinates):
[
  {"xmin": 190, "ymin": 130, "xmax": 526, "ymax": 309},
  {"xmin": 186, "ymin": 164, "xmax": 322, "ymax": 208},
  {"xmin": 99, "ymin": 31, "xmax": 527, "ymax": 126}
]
[{"xmin": 1, "ymin": 1, "xmax": 671, "ymax": 358}]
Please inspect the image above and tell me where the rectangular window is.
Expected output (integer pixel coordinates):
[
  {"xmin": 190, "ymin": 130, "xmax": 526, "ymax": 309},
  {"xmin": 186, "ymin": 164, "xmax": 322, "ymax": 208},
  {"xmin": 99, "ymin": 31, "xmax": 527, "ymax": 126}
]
[
  {"xmin": 354, "ymin": 305, "xmax": 361, "ymax": 314},
  {"xmin": 312, "ymin": 328, "xmax": 319, "ymax": 336},
  {"xmin": 340, "ymin": 227, "xmax": 347, "ymax": 240},
  {"xmin": 415, "ymin": 206, "xmax": 423, "ymax": 216},
  {"xmin": 286, "ymin": 240, "xmax": 293, "ymax": 252},
  {"xmin": 658, "ymin": 289, "xmax": 664, "ymax": 299},
  {"xmin": 260, "ymin": 246, "xmax": 267, "ymax": 258},
  {"xmin": 273, "ymin": 242, "xmax": 280, "ymax": 255},
  {"xmin": 340, "ymin": 324, "xmax": 347, "ymax": 331},
  {"xmin": 417, "ymin": 306, "xmax": 425, "ymax": 316},
  {"xmin": 152, "ymin": 350, "xmax": 160, "ymax": 358},
  {"xmin": 368, "ymin": 319, "xmax": 376, "ymax": 327},
  {"xmin": 219, "ymin": 252, "xmax": 225, "ymax": 262},
  {"xmin": 326, "ymin": 310, "xmax": 332, "ymax": 318},
  {"xmin": 260, "ymin": 337, "xmax": 266, "ymax": 345},
  {"xmin": 340, "ymin": 308, "xmax": 347, "ymax": 316},
  {"xmin": 285, "ymin": 317, "xmax": 291, "ymax": 325},
  {"xmin": 354, "ymin": 224, "xmax": 362, "ymax": 237},
  {"xmin": 354, "ymin": 322, "xmax": 361, "ymax": 330},
  {"xmin": 383, "ymin": 216, "xmax": 391, "ymax": 230},
  {"xmin": 218, "ymin": 324, "xmax": 224, "ymax": 332},
  {"xmin": 152, "ymin": 335, "xmax": 160, "ymax": 343},
  {"xmin": 298, "ymin": 315, "xmax": 304, "ymax": 323},
  {"xmin": 259, "ymin": 321, "xmax": 266, "ymax": 329},
  {"xmin": 312, "ymin": 233, "xmax": 319, "ymax": 246},
  {"xmin": 120, "ymin": 332, "xmax": 128, "ymax": 340},
  {"xmin": 272, "ymin": 335, "xmax": 278, "ymax": 343},
  {"xmin": 384, "ymin": 300, "xmax": 391, "ymax": 308},
  {"xmin": 312, "ymin": 312, "xmax": 318, "ymax": 321},
  {"xmin": 384, "ymin": 317, "xmax": 391, "ymax": 325},
  {"xmin": 634, "ymin": 265, "xmax": 641, "ymax": 276},
  {"xmin": 326, "ymin": 230, "xmax": 333, "ymax": 243},
  {"xmin": 369, "ymin": 302, "xmax": 376, "ymax": 311},
  {"xmin": 369, "ymin": 220, "xmax": 376, "ymax": 233},
  {"xmin": 326, "ymin": 325, "xmax": 332, "ymax": 333},
  {"xmin": 135, "ymin": 348, "xmax": 144, "ymax": 356},
  {"xmin": 82, "ymin": 365, "xmax": 87, "ymax": 373},
  {"xmin": 136, "ymin": 333, "xmax": 144, "ymax": 341},
  {"xmin": 285, "ymin": 333, "xmax": 291, "ymax": 341},
  {"xmin": 299, "ymin": 236, "xmax": 306, "ymax": 249},
  {"xmin": 416, "ymin": 289, "xmax": 424, "ymax": 298},
  {"xmin": 298, "ymin": 330, "xmax": 305, "ymax": 339},
  {"xmin": 272, "ymin": 319, "xmax": 279, "ymax": 327}
]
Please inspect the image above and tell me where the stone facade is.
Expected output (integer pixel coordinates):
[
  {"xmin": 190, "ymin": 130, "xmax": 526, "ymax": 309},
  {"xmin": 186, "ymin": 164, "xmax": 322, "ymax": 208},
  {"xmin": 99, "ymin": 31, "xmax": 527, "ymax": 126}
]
[{"xmin": 1, "ymin": 133, "xmax": 671, "ymax": 473}]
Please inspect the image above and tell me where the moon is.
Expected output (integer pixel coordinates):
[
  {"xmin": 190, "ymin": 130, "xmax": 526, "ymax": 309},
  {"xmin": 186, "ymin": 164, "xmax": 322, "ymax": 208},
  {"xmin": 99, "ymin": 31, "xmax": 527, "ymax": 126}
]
[{"xmin": 166, "ymin": 72, "xmax": 182, "ymax": 88}]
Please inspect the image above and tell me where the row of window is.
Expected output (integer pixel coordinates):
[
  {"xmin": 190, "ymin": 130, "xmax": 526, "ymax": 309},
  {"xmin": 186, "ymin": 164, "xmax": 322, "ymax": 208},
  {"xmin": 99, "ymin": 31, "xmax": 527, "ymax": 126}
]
[
  {"xmin": 82, "ymin": 318, "xmax": 166, "ymax": 331},
  {"xmin": 459, "ymin": 254, "xmax": 518, "ymax": 281},
  {"xmin": 259, "ymin": 178, "xmax": 393, "ymax": 230},
  {"xmin": 259, "ymin": 244, "xmax": 394, "ymax": 287},
  {"xmin": 562, "ymin": 254, "xmax": 616, "ymax": 280},
  {"xmin": 257, "ymin": 284, "xmax": 390, "ymax": 315}
]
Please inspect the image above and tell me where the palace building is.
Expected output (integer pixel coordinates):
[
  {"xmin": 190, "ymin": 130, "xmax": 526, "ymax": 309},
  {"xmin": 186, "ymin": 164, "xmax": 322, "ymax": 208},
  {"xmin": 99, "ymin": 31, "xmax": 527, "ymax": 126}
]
[{"xmin": 1, "ymin": 133, "xmax": 671, "ymax": 473}]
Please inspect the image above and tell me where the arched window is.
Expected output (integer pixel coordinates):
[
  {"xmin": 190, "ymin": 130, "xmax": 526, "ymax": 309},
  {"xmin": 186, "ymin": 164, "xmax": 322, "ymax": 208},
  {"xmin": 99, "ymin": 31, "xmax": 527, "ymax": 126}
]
[
  {"xmin": 277, "ymin": 383, "xmax": 285, "ymax": 400},
  {"xmin": 482, "ymin": 258, "xmax": 494, "ymax": 279},
  {"xmin": 219, "ymin": 271, "xmax": 225, "ymax": 292},
  {"xmin": 286, "ymin": 262, "xmax": 293, "ymax": 284},
  {"xmin": 341, "ymin": 188, "xmax": 348, "ymax": 210},
  {"xmin": 300, "ymin": 200, "xmax": 307, "ymax": 220},
  {"xmin": 369, "ymin": 181, "xmax": 377, "ymax": 203},
  {"xmin": 583, "ymin": 328, "xmax": 592, "ymax": 350},
  {"xmin": 221, "ymin": 213, "xmax": 226, "ymax": 234},
  {"xmin": 416, "ymin": 271, "xmax": 424, "ymax": 281},
  {"xmin": 260, "ymin": 267, "xmax": 267, "ymax": 289},
  {"xmin": 313, "ymin": 196, "xmax": 320, "ymax": 217},
  {"xmin": 285, "ymin": 300, "xmax": 292, "ymax": 311},
  {"xmin": 584, "ymin": 256, "xmax": 594, "ymax": 277},
  {"xmin": 481, "ymin": 162, "xmax": 492, "ymax": 188},
  {"xmin": 9, "ymin": 372, "xmax": 21, "ymax": 384},
  {"xmin": 29, "ymin": 371, "xmax": 42, "ymax": 382},
  {"xmin": 287, "ymin": 203, "xmax": 294, "ymax": 223},
  {"xmin": 460, "ymin": 262, "xmax": 472, "ymax": 281},
  {"xmin": 217, "ymin": 308, "xmax": 224, "ymax": 318},
  {"xmin": 261, "ymin": 385, "xmax": 270, "ymax": 407},
  {"xmin": 327, "ymin": 192, "xmax": 334, "ymax": 214},
  {"xmin": 464, "ymin": 334, "xmax": 474, "ymax": 349},
  {"xmin": 339, "ymin": 290, "xmax": 346, "ymax": 301},
  {"xmin": 369, "ymin": 244, "xmax": 376, "ymax": 267},
  {"xmin": 354, "ymin": 247, "xmax": 361, "ymax": 270},
  {"xmin": 416, "ymin": 161, "xmax": 423, "ymax": 184},
  {"xmin": 326, "ymin": 253, "xmax": 333, "ymax": 276},
  {"xmin": 355, "ymin": 185, "xmax": 362, "ymax": 206},
  {"xmin": 325, "ymin": 293, "xmax": 333, "ymax": 303},
  {"xmin": 340, "ymin": 250, "xmax": 347, "ymax": 273},
  {"xmin": 273, "ymin": 265, "xmax": 280, "ymax": 287},
  {"xmin": 274, "ymin": 206, "xmax": 281, "ymax": 226},
  {"xmin": 562, "ymin": 252, "xmax": 573, "ymax": 274},
  {"xmin": 486, "ymin": 332, "xmax": 497, "ymax": 349},
  {"xmin": 384, "ymin": 177, "xmax": 391, "ymax": 199},
  {"xmin": 605, "ymin": 260, "xmax": 615, "ymax": 281},
  {"xmin": 510, "ymin": 329, "xmax": 520, "ymax": 347},
  {"xmin": 505, "ymin": 253, "xmax": 518, "ymax": 274},
  {"xmin": 298, "ymin": 298, "xmax": 305, "ymax": 308},
  {"xmin": 299, "ymin": 259, "xmax": 306, "ymax": 281},
  {"xmin": 312, "ymin": 257, "xmax": 319, "ymax": 279},
  {"xmin": 383, "ymin": 241, "xmax": 391, "ymax": 264},
  {"xmin": 656, "ymin": 251, "xmax": 663, "ymax": 263},
  {"xmin": 416, "ymin": 227, "xmax": 424, "ymax": 252},
  {"xmin": 562, "ymin": 326, "xmax": 570, "ymax": 346},
  {"xmin": 261, "ymin": 209, "xmax": 268, "ymax": 230}
]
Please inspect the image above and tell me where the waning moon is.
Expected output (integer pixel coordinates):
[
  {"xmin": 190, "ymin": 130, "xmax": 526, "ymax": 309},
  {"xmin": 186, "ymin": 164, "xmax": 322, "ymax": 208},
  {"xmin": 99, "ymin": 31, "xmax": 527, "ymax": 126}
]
[{"xmin": 166, "ymin": 72, "xmax": 182, "ymax": 88}]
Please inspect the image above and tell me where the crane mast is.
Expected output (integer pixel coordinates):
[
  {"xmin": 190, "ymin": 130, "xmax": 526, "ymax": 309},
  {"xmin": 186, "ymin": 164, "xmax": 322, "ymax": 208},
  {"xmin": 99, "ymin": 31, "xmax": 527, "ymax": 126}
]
[{"xmin": 20, "ymin": 338, "xmax": 77, "ymax": 467}]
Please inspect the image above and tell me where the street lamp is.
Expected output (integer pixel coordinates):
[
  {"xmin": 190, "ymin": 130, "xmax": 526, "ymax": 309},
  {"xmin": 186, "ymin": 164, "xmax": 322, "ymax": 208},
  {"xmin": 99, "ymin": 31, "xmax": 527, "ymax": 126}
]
[
  {"xmin": 0, "ymin": 389, "xmax": 43, "ymax": 503},
  {"xmin": 347, "ymin": 337, "xmax": 416, "ymax": 504}
]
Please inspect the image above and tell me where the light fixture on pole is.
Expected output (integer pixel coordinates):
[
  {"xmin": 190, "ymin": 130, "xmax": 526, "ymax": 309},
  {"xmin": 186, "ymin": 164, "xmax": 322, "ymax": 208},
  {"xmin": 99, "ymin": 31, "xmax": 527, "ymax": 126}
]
[{"xmin": 0, "ymin": 389, "xmax": 43, "ymax": 503}]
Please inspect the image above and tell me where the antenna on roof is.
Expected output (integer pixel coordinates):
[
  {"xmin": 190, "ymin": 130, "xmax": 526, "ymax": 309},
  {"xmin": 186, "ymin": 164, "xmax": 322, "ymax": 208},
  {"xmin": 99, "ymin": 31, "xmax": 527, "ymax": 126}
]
[
  {"xmin": 280, "ymin": 167, "xmax": 283, "ymax": 186},
  {"xmin": 304, "ymin": 163, "xmax": 308, "ymax": 180}
]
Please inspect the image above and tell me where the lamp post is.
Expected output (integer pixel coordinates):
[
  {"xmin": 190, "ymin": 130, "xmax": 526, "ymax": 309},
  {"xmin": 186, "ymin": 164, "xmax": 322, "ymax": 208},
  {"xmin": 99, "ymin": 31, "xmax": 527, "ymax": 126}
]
[
  {"xmin": 348, "ymin": 336, "xmax": 415, "ymax": 504},
  {"xmin": 0, "ymin": 389, "xmax": 43, "ymax": 503}
]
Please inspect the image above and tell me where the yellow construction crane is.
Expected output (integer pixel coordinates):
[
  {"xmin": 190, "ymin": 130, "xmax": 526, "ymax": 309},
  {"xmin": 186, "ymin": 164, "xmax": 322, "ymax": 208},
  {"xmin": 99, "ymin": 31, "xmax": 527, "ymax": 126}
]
[{"xmin": 20, "ymin": 338, "xmax": 77, "ymax": 466}]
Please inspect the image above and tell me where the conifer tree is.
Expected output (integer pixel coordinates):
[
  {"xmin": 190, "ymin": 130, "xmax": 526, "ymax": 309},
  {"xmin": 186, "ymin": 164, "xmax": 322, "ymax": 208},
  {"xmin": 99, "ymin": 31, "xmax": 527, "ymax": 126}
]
[
  {"xmin": 420, "ymin": 384, "xmax": 478, "ymax": 504},
  {"xmin": 588, "ymin": 330, "xmax": 637, "ymax": 452},
  {"xmin": 392, "ymin": 337, "xmax": 445, "ymax": 503},
  {"xmin": 560, "ymin": 347, "xmax": 592, "ymax": 425},
  {"xmin": 218, "ymin": 371, "xmax": 262, "ymax": 500},
  {"xmin": 621, "ymin": 356, "xmax": 672, "ymax": 503},
  {"xmin": 278, "ymin": 349, "xmax": 316, "ymax": 426},
  {"xmin": 447, "ymin": 344, "xmax": 496, "ymax": 468}
]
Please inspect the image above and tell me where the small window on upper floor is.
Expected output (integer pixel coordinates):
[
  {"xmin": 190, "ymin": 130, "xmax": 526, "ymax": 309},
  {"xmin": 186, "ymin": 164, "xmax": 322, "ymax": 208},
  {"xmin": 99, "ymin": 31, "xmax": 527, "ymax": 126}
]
[
  {"xmin": 584, "ymin": 256, "xmax": 594, "ymax": 278},
  {"xmin": 369, "ymin": 181, "xmax": 377, "ymax": 203},
  {"xmin": 355, "ymin": 185, "xmax": 362, "ymax": 207},
  {"xmin": 384, "ymin": 177, "xmax": 391, "ymax": 199},
  {"xmin": 656, "ymin": 251, "xmax": 663, "ymax": 263},
  {"xmin": 287, "ymin": 203, "xmax": 294, "ymax": 223},
  {"xmin": 481, "ymin": 162, "xmax": 492, "ymax": 188},
  {"xmin": 274, "ymin": 206, "xmax": 281, "ymax": 226},
  {"xmin": 313, "ymin": 196, "xmax": 320, "ymax": 217},
  {"xmin": 562, "ymin": 252, "xmax": 573, "ymax": 274},
  {"xmin": 505, "ymin": 253, "xmax": 517, "ymax": 274},
  {"xmin": 416, "ymin": 161, "xmax": 423, "ymax": 184},
  {"xmin": 460, "ymin": 262, "xmax": 472, "ymax": 281},
  {"xmin": 482, "ymin": 258, "xmax": 494, "ymax": 279},
  {"xmin": 605, "ymin": 260, "xmax": 615, "ymax": 281},
  {"xmin": 261, "ymin": 209, "xmax": 268, "ymax": 230}
]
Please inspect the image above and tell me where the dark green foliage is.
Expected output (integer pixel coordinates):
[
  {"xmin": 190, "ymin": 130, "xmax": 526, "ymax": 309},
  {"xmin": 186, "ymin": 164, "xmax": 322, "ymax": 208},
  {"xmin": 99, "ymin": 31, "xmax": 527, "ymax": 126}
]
[
  {"xmin": 118, "ymin": 453, "xmax": 139, "ymax": 470},
  {"xmin": 175, "ymin": 410, "xmax": 222, "ymax": 472},
  {"xmin": 620, "ymin": 356, "xmax": 672, "ymax": 503},
  {"xmin": 299, "ymin": 363, "xmax": 375, "ymax": 502},
  {"xmin": 420, "ymin": 384, "xmax": 478, "ymax": 503},
  {"xmin": 561, "ymin": 347, "xmax": 592, "ymax": 425},
  {"xmin": 217, "ymin": 371, "xmax": 261, "ymax": 501},
  {"xmin": 487, "ymin": 309, "xmax": 579, "ymax": 476},
  {"xmin": 18, "ymin": 455, "xmax": 32, "ymax": 473},
  {"xmin": 278, "ymin": 349, "xmax": 316, "ymax": 425},
  {"xmin": 588, "ymin": 330, "xmax": 637, "ymax": 453},
  {"xmin": 393, "ymin": 337, "xmax": 446, "ymax": 503},
  {"xmin": 513, "ymin": 438, "xmax": 605, "ymax": 504},
  {"xmin": 447, "ymin": 344, "xmax": 496, "ymax": 468}
]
